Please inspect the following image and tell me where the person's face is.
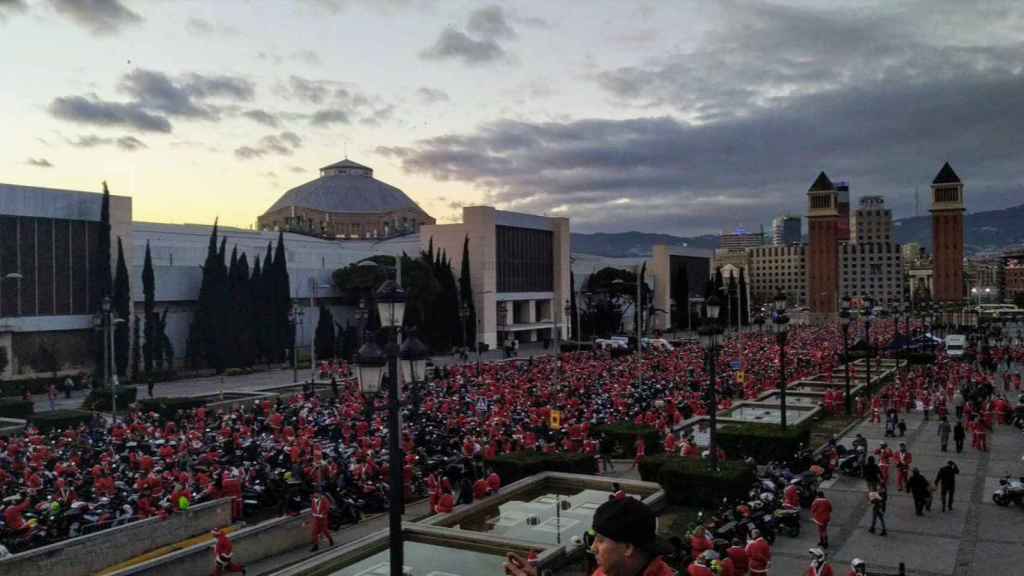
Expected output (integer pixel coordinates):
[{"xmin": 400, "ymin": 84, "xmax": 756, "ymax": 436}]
[{"xmin": 591, "ymin": 533, "xmax": 632, "ymax": 576}]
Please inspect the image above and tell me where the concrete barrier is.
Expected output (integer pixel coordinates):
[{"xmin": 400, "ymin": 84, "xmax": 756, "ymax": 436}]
[
  {"xmin": 105, "ymin": 509, "xmax": 314, "ymax": 576},
  {"xmin": 0, "ymin": 497, "xmax": 233, "ymax": 576}
]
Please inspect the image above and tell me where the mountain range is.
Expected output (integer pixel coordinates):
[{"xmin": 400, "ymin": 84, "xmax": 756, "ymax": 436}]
[{"xmin": 571, "ymin": 203, "xmax": 1024, "ymax": 258}]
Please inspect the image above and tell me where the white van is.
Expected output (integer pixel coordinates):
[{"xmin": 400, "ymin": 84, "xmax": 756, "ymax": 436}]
[{"xmin": 945, "ymin": 334, "xmax": 967, "ymax": 358}]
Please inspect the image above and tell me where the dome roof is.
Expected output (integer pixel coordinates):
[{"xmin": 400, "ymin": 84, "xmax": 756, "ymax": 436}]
[{"xmin": 264, "ymin": 160, "xmax": 427, "ymax": 216}]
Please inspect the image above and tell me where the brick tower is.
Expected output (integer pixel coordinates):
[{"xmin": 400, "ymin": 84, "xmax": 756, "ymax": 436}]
[
  {"xmin": 930, "ymin": 162, "xmax": 965, "ymax": 303},
  {"xmin": 806, "ymin": 171, "xmax": 840, "ymax": 314}
]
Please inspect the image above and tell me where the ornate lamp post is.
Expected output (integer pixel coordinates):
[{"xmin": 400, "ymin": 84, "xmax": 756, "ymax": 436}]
[
  {"xmin": 354, "ymin": 278, "xmax": 408, "ymax": 576},
  {"xmin": 698, "ymin": 293, "xmax": 724, "ymax": 469},
  {"xmin": 288, "ymin": 304, "xmax": 305, "ymax": 383},
  {"xmin": 839, "ymin": 296, "xmax": 853, "ymax": 415},
  {"xmin": 772, "ymin": 290, "xmax": 790, "ymax": 429},
  {"xmin": 399, "ymin": 330, "xmax": 430, "ymax": 386}
]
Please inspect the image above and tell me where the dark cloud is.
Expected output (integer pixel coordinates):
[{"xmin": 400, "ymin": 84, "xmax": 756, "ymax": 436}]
[
  {"xmin": 67, "ymin": 133, "xmax": 146, "ymax": 150},
  {"xmin": 287, "ymin": 75, "xmax": 330, "ymax": 104},
  {"xmin": 181, "ymin": 73, "xmax": 254, "ymax": 101},
  {"xmin": 389, "ymin": 67, "xmax": 1024, "ymax": 235},
  {"xmin": 416, "ymin": 86, "xmax": 450, "ymax": 104},
  {"xmin": 0, "ymin": 0, "xmax": 27, "ymax": 21},
  {"xmin": 118, "ymin": 69, "xmax": 211, "ymax": 118},
  {"xmin": 420, "ymin": 27, "xmax": 505, "ymax": 64},
  {"xmin": 234, "ymin": 131, "xmax": 302, "ymax": 160},
  {"xmin": 242, "ymin": 109, "xmax": 280, "ymax": 127},
  {"xmin": 467, "ymin": 5, "xmax": 515, "ymax": 40},
  {"xmin": 309, "ymin": 108, "xmax": 350, "ymax": 126},
  {"xmin": 185, "ymin": 17, "xmax": 237, "ymax": 36},
  {"xmin": 360, "ymin": 104, "xmax": 395, "ymax": 127},
  {"xmin": 50, "ymin": 0, "xmax": 142, "ymax": 35},
  {"xmin": 49, "ymin": 95, "xmax": 172, "ymax": 132},
  {"xmin": 26, "ymin": 157, "xmax": 53, "ymax": 168}
]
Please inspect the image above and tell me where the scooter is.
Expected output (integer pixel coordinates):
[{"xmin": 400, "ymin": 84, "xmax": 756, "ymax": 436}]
[
  {"xmin": 838, "ymin": 447, "xmax": 865, "ymax": 477},
  {"xmin": 992, "ymin": 474, "xmax": 1024, "ymax": 507}
]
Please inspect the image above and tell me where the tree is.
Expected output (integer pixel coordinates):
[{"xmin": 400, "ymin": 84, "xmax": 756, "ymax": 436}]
[
  {"xmin": 131, "ymin": 315, "xmax": 141, "ymax": 377},
  {"xmin": 459, "ymin": 236, "xmax": 477, "ymax": 346},
  {"xmin": 158, "ymin": 309, "xmax": 174, "ymax": 370},
  {"xmin": 738, "ymin": 267, "xmax": 750, "ymax": 325},
  {"xmin": 272, "ymin": 232, "xmax": 292, "ymax": 363},
  {"xmin": 142, "ymin": 241, "xmax": 156, "ymax": 373},
  {"xmin": 112, "ymin": 237, "xmax": 130, "ymax": 377},
  {"xmin": 231, "ymin": 252, "xmax": 255, "ymax": 368},
  {"xmin": 315, "ymin": 305, "xmax": 336, "ymax": 361},
  {"xmin": 581, "ymin": 267, "xmax": 636, "ymax": 337},
  {"xmin": 93, "ymin": 182, "xmax": 112, "ymax": 379},
  {"xmin": 569, "ymin": 269, "xmax": 577, "ymax": 340},
  {"xmin": 251, "ymin": 254, "xmax": 268, "ymax": 364},
  {"xmin": 727, "ymin": 271, "xmax": 738, "ymax": 328},
  {"xmin": 0, "ymin": 346, "xmax": 8, "ymax": 376}
]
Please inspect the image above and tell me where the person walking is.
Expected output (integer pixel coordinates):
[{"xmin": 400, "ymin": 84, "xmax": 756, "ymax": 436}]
[
  {"xmin": 937, "ymin": 417, "xmax": 951, "ymax": 452},
  {"xmin": 810, "ymin": 490, "xmax": 833, "ymax": 549},
  {"xmin": 953, "ymin": 420, "xmax": 966, "ymax": 453},
  {"xmin": 211, "ymin": 528, "xmax": 245, "ymax": 575},
  {"xmin": 805, "ymin": 547, "xmax": 834, "ymax": 576},
  {"xmin": 310, "ymin": 488, "xmax": 334, "ymax": 552},
  {"xmin": 908, "ymin": 468, "xmax": 931, "ymax": 516},
  {"xmin": 862, "ymin": 456, "xmax": 880, "ymax": 492},
  {"xmin": 895, "ymin": 443, "xmax": 913, "ymax": 492},
  {"xmin": 47, "ymin": 383, "xmax": 57, "ymax": 411},
  {"xmin": 867, "ymin": 486, "xmax": 887, "ymax": 536},
  {"xmin": 745, "ymin": 529, "xmax": 772, "ymax": 576},
  {"xmin": 935, "ymin": 460, "xmax": 960, "ymax": 512}
]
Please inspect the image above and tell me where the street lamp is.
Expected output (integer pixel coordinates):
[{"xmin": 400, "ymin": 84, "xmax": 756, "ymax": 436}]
[
  {"xmin": 698, "ymin": 293, "xmax": 724, "ymax": 469},
  {"xmin": 399, "ymin": 329, "xmax": 430, "ymax": 385},
  {"xmin": 772, "ymin": 290, "xmax": 790, "ymax": 429},
  {"xmin": 91, "ymin": 295, "xmax": 124, "ymax": 421},
  {"xmin": 839, "ymin": 296, "xmax": 853, "ymax": 416},
  {"xmin": 372, "ymin": 277, "xmax": 408, "ymax": 576}
]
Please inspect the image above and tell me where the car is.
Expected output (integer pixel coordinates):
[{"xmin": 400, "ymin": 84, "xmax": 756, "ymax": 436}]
[{"xmin": 945, "ymin": 334, "xmax": 967, "ymax": 358}]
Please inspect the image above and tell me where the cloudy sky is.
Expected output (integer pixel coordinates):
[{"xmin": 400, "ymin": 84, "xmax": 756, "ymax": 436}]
[{"xmin": 2, "ymin": 0, "xmax": 1023, "ymax": 235}]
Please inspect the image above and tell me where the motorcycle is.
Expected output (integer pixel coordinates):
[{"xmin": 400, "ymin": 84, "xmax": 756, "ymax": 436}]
[
  {"xmin": 772, "ymin": 507, "xmax": 801, "ymax": 537},
  {"xmin": 838, "ymin": 447, "xmax": 866, "ymax": 477},
  {"xmin": 992, "ymin": 474, "xmax": 1024, "ymax": 506}
]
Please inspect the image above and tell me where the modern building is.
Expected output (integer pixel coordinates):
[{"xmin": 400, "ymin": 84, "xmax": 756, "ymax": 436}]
[
  {"xmin": 806, "ymin": 172, "xmax": 841, "ymax": 315},
  {"xmin": 839, "ymin": 196, "xmax": 903, "ymax": 307},
  {"xmin": 256, "ymin": 159, "xmax": 435, "ymax": 240},
  {"xmin": 771, "ymin": 215, "xmax": 802, "ymax": 246},
  {"xmin": 651, "ymin": 244, "xmax": 714, "ymax": 331},
  {"xmin": 719, "ymin": 230, "xmax": 765, "ymax": 250},
  {"xmin": 420, "ymin": 206, "xmax": 571, "ymax": 348},
  {"xmin": 851, "ymin": 196, "xmax": 894, "ymax": 243},
  {"xmin": 1003, "ymin": 249, "xmax": 1024, "ymax": 303},
  {"xmin": 965, "ymin": 257, "xmax": 1002, "ymax": 302},
  {"xmin": 836, "ymin": 181, "xmax": 851, "ymax": 242},
  {"xmin": 748, "ymin": 244, "xmax": 807, "ymax": 307},
  {"xmin": 930, "ymin": 162, "xmax": 965, "ymax": 303},
  {"xmin": 0, "ymin": 183, "xmax": 132, "ymax": 378}
]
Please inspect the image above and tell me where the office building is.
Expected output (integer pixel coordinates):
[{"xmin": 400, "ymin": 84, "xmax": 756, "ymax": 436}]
[{"xmin": 771, "ymin": 215, "xmax": 802, "ymax": 245}]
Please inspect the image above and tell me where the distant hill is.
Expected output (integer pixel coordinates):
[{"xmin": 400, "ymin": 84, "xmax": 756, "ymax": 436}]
[
  {"xmin": 570, "ymin": 231, "xmax": 719, "ymax": 257},
  {"xmin": 893, "ymin": 203, "xmax": 1024, "ymax": 255},
  {"xmin": 571, "ymin": 203, "xmax": 1024, "ymax": 258}
]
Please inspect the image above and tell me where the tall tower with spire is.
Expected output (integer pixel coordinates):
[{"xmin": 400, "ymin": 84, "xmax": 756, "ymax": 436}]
[
  {"xmin": 806, "ymin": 171, "xmax": 840, "ymax": 314},
  {"xmin": 930, "ymin": 162, "xmax": 965, "ymax": 303}
]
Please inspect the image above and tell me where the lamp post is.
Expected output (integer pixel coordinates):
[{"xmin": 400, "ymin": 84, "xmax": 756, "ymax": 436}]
[
  {"xmin": 91, "ymin": 295, "xmax": 124, "ymax": 421},
  {"xmin": 355, "ymin": 278, "xmax": 408, "ymax": 576},
  {"xmin": 308, "ymin": 278, "xmax": 333, "ymax": 382},
  {"xmin": 839, "ymin": 296, "xmax": 852, "ymax": 415},
  {"xmin": 288, "ymin": 304, "xmax": 305, "ymax": 383},
  {"xmin": 698, "ymin": 293, "xmax": 723, "ymax": 469},
  {"xmin": 772, "ymin": 290, "xmax": 790, "ymax": 429}
]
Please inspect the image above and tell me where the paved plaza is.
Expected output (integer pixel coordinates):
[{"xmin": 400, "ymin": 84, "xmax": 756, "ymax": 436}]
[{"xmin": 766, "ymin": 408, "xmax": 1024, "ymax": 576}]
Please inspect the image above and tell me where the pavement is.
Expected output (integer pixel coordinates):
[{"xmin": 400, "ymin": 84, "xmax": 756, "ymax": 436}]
[{"xmin": 771, "ymin": 397, "xmax": 1024, "ymax": 576}]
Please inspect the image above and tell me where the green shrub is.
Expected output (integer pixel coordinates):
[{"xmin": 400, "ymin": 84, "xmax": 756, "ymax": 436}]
[
  {"xmin": 716, "ymin": 422, "xmax": 810, "ymax": 464},
  {"xmin": 81, "ymin": 386, "xmax": 138, "ymax": 411},
  {"xmin": 138, "ymin": 397, "xmax": 207, "ymax": 419},
  {"xmin": 0, "ymin": 398, "xmax": 34, "ymax": 419},
  {"xmin": 487, "ymin": 451, "xmax": 597, "ymax": 485},
  {"xmin": 30, "ymin": 409, "xmax": 93, "ymax": 432},
  {"xmin": 591, "ymin": 424, "xmax": 661, "ymax": 457},
  {"xmin": 653, "ymin": 457, "xmax": 756, "ymax": 508}
]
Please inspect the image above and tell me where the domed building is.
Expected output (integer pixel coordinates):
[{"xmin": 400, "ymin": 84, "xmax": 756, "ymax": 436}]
[{"xmin": 257, "ymin": 159, "xmax": 435, "ymax": 239}]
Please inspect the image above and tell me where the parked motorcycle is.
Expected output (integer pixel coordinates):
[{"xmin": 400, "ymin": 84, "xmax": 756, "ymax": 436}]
[{"xmin": 992, "ymin": 474, "xmax": 1024, "ymax": 506}]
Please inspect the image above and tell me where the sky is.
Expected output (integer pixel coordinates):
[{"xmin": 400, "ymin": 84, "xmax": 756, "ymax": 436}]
[{"xmin": 2, "ymin": 0, "xmax": 1023, "ymax": 236}]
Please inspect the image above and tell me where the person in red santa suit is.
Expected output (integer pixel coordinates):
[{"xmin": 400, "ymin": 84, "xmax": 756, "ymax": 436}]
[
  {"xmin": 895, "ymin": 442, "xmax": 912, "ymax": 492},
  {"xmin": 783, "ymin": 478, "xmax": 802, "ymax": 510},
  {"xmin": 309, "ymin": 488, "xmax": 334, "ymax": 552},
  {"xmin": 727, "ymin": 538, "xmax": 749, "ymax": 576},
  {"xmin": 745, "ymin": 529, "xmax": 771, "ymax": 575},
  {"xmin": 810, "ymin": 490, "xmax": 833, "ymax": 548},
  {"xmin": 211, "ymin": 528, "xmax": 245, "ymax": 575},
  {"xmin": 874, "ymin": 442, "xmax": 893, "ymax": 486},
  {"xmin": 805, "ymin": 547, "xmax": 834, "ymax": 576}
]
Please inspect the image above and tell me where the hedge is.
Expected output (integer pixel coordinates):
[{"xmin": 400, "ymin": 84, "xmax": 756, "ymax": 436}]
[
  {"xmin": 0, "ymin": 398, "xmax": 34, "ymax": 419},
  {"xmin": 716, "ymin": 422, "xmax": 810, "ymax": 465},
  {"xmin": 487, "ymin": 451, "xmax": 597, "ymax": 485},
  {"xmin": 81, "ymin": 386, "xmax": 138, "ymax": 411},
  {"xmin": 649, "ymin": 456, "xmax": 756, "ymax": 508},
  {"xmin": 591, "ymin": 424, "xmax": 661, "ymax": 457},
  {"xmin": 138, "ymin": 397, "xmax": 207, "ymax": 419},
  {"xmin": 29, "ymin": 409, "xmax": 93, "ymax": 432}
]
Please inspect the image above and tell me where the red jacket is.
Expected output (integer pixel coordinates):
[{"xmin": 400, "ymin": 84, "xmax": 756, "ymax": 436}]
[
  {"xmin": 783, "ymin": 484, "xmax": 800, "ymax": 509},
  {"xmin": 727, "ymin": 545, "xmax": 749, "ymax": 575},
  {"xmin": 435, "ymin": 493, "xmax": 454, "ymax": 514},
  {"xmin": 806, "ymin": 563, "xmax": 834, "ymax": 576},
  {"xmin": 687, "ymin": 563, "xmax": 715, "ymax": 576},
  {"xmin": 811, "ymin": 497, "xmax": 832, "ymax": 525},
  {"xmin": 4, "ymin": 500, "xmax": 29, "ymax": 531},
  {"xmin": 312, "ymin": 495, "xmax": 331, "ymax": 519},
  {"xmin": 746, "ymin": 537, "xmax": 771, "ymax": 573},
  {"xmin": 214, "ymin": 533, "xmax": 233, "ymax": 565}
]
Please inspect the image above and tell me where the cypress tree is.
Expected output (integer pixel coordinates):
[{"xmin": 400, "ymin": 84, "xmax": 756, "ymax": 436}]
[
  {"xmin": 273, "ymin": 232, "xmax": 292, "ymax": 362},
  {"xmin": 738, "ymin": 267, "xmax": 750, "ymax": 325},
  {"xmin": 225, "ymin": 247, "xmax": 239, "ymax": 368},
  {"xmin": 251, "ymin": 254, "xmax": 266, "ymax": 364},
  {"xmin": 112, "ymin": 237, "xmax": 130, "ymax": 376},
  {"xmin": 131, "ymin": 315, "xmax": 141, "ymax": 377},
  {"xmin": 192, "ymin": 220, "xmax": 226, "ymax": 372},
  {"xmin": 459, "ymin": 235, "xmax": 476, "ymax": 347},
  {"xmin": 262, "ymin": 242, "xmax": 276, "ymax": 361},
  {"xmin": 315, "ymin": 304, "xmax": 336, "ymax": 361},
  {"xmin": 142, "ymin": 241, "xmax": 156, "ymax": 373},
  {"xmin": 727, "ymin": 271, "xmax": 738, "ymax": 327},
  {"xmin": 235, "ymin": 252, "xmax": 254, "ymax": 367},
  {"xmin": 93, "ymin": 182, "xmax": 112, "ymax": 381}
]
